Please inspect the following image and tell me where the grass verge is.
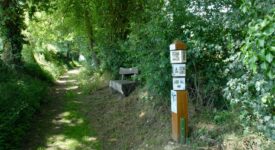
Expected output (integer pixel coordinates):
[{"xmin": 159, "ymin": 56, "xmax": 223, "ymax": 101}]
[{"xmin": 35, "ymin": 86, "xmax": 101, "ymax": 150}]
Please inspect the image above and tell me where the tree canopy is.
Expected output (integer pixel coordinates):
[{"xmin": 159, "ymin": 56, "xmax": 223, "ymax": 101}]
[{"xmin": 0, "ymin": 0, "xmax": 274, "ymax": 149}]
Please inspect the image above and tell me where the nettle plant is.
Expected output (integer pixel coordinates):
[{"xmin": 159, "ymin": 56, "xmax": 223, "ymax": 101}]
[{"xmin": 224, "ymin": 11, "xmax": 274, "ymax": 139}]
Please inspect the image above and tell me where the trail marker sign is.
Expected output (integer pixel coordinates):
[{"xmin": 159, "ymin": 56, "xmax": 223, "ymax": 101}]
[
  {"xmin": 170, "ymin": 50, "xmax": 186, "ymax": 63},
  {"xmin": 172, "ymin": 78, "xmax": 186, "ymax": 90},
  {"xmin": 171, "ymin": 90, "xmax": 177, "ymax": 113},
  {"xmin": 172, "ymin": 64, "xmax": 186, "ymax": 77},
  {"xmin": 169, "ymin": 40, "xmax": 188, "ymax": 143}
]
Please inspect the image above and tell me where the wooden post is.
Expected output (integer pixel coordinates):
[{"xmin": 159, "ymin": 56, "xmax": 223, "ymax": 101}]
[
  {"xmin": 171, "ymin": 90, "xmax": 188, "ymax": 141},
  {"xmin": 170, "ymin": 40, "xmax": 188, "ymax": 142}
]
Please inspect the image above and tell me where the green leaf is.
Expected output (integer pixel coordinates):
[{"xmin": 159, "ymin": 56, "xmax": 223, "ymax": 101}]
[
  {"xmin": 260, "ymin": 62, "xmax": 268, "ymax": 70},
  {"xmin": 258, "ymin": 38, "xmax": 265, "ymax": 47},
  {"xmin": 266, "ymin": 53, "xmax": 273, "ymax": 63},
  {"xmin": 260, "ymin": 19, "xmax": 269, "ymax": 28},
  {"xmin": 250, "ymin": 63, "xmax": 257, "ymax": 73},
  {"xmin": 267, "ymin": 70, "xmax": 274, "ymax": 79},
  {"xmin": 250, "ymin": 55, "xmax": 258, "ymax": 63},
  {"xmin": 264, "ymin": 26, "xmax": 274, "ymax": 35}
]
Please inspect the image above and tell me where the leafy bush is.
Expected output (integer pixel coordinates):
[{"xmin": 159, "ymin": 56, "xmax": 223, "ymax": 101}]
[
  {"xmin": 123, "ymin": 9, "xmax": 173, "ymax": 100},
  {"xmin": 0, "ymin": 65, "xmax": 48, "ymax": 149},
  {"xmin": 0, "ymin": 38, "xmax": 69, "ymax": 150},
  {"xmin": 224, "ymin": 7, "xmax": 274, "ymax": 139},
  {"xmin": 22, "ymin": 45, "xmax": 55, "ymax": 83},
  {"xmin": 96, "ymin": 0, "xmax": 238, "ymax": 108},
  {"xmin": 22, "ymin": 45, "xmax": 67, "ymax": 82}
]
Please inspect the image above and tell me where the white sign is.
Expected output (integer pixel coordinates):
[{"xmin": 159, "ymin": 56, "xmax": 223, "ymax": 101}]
[
  {"xmin": 171, "ymin": 90, "xmax": 177, "ymax": 113},
  {"xmin": 173, "ymin": 78, "xmax": 186, "ymax": 90},
  {"xmin": 170, "ymin": 50, "xmax": 186, "ymax": 63},
  {"xmin": 172, "ymin": 64, "xmax": 186, "ymax": 77}
]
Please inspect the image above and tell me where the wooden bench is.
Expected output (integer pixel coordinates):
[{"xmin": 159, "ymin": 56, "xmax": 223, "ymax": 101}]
[{"xmin": 109, "ymin": 67, "xmax": 138, "ymax": 96}]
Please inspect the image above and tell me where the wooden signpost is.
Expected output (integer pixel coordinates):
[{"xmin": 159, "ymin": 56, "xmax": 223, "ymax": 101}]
[{"xmin": 170, "ymin": 40, "xmax": 188, "ymax": 142}]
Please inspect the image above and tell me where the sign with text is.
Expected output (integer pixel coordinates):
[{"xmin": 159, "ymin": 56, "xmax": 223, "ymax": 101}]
[
  {"xmin": 170, "ymin": 50, "xmax": 186, "ymax": 63},
  {"xmin": 171, "ymin": 90, "xmax": 177, "ymax": 113},
  {"xmin": 173, "ymin": 78, "xmax": 186, "ymax": 90},
  {"xmin": 172, "ymin": 64, "xmax": 186, "ymax": 77}
]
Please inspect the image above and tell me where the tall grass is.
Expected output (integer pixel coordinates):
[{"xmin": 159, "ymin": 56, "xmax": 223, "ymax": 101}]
[{"xmin": 76, "ymin": 67, "xmax": 111, "ymax": 94}]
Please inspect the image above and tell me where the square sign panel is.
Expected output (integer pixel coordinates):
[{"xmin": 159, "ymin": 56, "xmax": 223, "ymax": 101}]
[
  {"xmin": 173, "ymin": 78, "xmax": 186, "ymax": 90},
  {"xmin": 171, "ymin": 90, "xmax": 177, "ymax": 113},
  {"xmin": 170, "ymin": 50, "xmax": 186, "ymax": 63},
  {"xmin": 172, "ymin": 64, "xmax": 186, "ymax": 77}
]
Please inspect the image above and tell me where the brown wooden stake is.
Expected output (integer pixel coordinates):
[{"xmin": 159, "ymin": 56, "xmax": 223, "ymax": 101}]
[{"xmin": 171, "ymin": 90, "xmax": 188, "ymax": 141}]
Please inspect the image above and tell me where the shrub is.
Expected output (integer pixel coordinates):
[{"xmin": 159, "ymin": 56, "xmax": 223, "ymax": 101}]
[
  {"xmin": 22, "ymin": 45, "xmax": 67, "ymax": 82},
  {"xmin": 0, "ymin": 64, "xmax": 48, "ymax": 149},
  {"xmin": 224, "ymin": 11, "xmax": 275, "ymax": 139}
]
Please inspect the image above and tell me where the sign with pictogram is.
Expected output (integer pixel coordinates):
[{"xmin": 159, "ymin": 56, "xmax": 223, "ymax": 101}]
[
  {"xmin": 171, "ymin": 90, "xmax": 177, "ymax": 113},
  {"xmin": 169, "ymin": 40, "xmax": 188, "ymax": 143}
]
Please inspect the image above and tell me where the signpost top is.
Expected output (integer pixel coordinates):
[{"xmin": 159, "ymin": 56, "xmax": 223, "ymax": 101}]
[{"xmin": 170, "ymin": 40, "xmax": 187, "ymax": 51}]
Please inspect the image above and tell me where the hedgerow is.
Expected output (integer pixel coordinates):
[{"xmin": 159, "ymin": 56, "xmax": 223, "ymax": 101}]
[{"xmin": 0, "ymin": 62, "xmax": 48, "ymax": 149}]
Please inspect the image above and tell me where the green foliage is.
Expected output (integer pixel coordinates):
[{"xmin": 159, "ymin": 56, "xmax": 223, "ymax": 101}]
[
  {"xmin": 0, "ymin": 0, "xmax": 26, "ymax": 66},
  {"xmin": 214, "ymin": 111, "xmax": 234, "ymax": 125},
  {"xmin": 95, "ymin": 0, "xmax": 172, "ymax": 101},
  {"xmin": 174, "ymin": 0, "xmax": 236, "ymax": 108},
  {"xmin": 96, "ymin": 0, "xmax": 241, "ymax": 107},
  {"xmin": 22, "ymin": 10, "xmax": 77, "ymax": 81},
  {"xmin": 22, "ymin": 45, "xmax": 55, "ymax": 82},
  {"xmin": 76, "ymin": 68, "xmax": 110, "ymax": 94},
  {"xmin": 224, "ymin": 1, "xmax": 275, "ymax": 140},
  {"xmin": 93, "ymin": 0, "xmax": 274, "ymax": 140},
  {"xmin": 0, "ymin": 0, "xmax": 274, "ymax": 146},
  {"xmin": 224, "ymin": 72, "xmax": 274, "ymax": 139},
  {"xmin": 0, "ymin": 7, "xmax": 69, "ymax": 148},
  {"xmin": 0, "ymin": 65, "xmax": 48, "ymax": 149},
  {"xmin": 125, "ymin": 9, "xmax": 172, "ymax": 99},
  {"xmin": 242, "ymin": 12, "xmax": 275, "ymax": 79}
]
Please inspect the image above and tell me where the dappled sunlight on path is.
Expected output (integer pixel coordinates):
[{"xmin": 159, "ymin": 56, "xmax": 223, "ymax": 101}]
[
  {"xmin": 68, "ymin": 69, "xmax": 81, "ymax": 75},
  {"xmin": 23, "ymin": 69, "xmax": 100, "ymax": 150}
]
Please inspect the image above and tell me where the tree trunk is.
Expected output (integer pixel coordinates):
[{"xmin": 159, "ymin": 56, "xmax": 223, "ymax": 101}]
[
  {"xmin": 0, "ymin": 0, "xmax": 24, "ymax": 67},
  {"xmin": 84, "ymin": 10, "xmax": 100, "ymax": 68}
]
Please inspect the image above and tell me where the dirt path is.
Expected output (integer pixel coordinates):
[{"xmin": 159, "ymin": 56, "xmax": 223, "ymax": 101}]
[
  {"xmin": 23, "ymin": 69, "xmax": 187, "ymax": 150},
  {"xmin": 22, "ymin": 68, "xmax": 275, "ymax": 150},
  {"xmin": 23, "ymin": 69, "xmax": 100, "ymax": 150}
]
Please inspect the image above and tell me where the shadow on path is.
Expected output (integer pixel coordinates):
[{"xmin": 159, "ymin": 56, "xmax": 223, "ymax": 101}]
[{"xmin": 23, "ymin": 69, "xmax": 100, "ymax": 150}]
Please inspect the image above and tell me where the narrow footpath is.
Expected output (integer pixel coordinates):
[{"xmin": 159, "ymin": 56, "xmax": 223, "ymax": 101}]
[
  {"xmin": 23, "ymin": 69, "xmax": 186, "ymax": 150},
  {"xmin": 23, "ymin": 69, "xmax": 101, "ymax": 150}
]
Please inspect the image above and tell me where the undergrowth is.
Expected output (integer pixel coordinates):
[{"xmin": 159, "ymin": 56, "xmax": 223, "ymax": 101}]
[
  {"xmin": 22, "ymin": 45, "xmax": 67, "ymax": 83},
  {"xmin": 86, "ymin": 83, "xmax": 274, "ymax": 149},
  {"xmin": 0, "ymin": 45, "xmax": 68, "ymax": 149},
  {"xmin": 0, "ymin": 63, "xmax": 48, "ymax": 149},
  {"xmin": 76, "ymin": 67, "xmax": 110, "ymax": 94},
  {"xmin": 181, "ymin": 108, "xmax": 274, "ymax": 149}
]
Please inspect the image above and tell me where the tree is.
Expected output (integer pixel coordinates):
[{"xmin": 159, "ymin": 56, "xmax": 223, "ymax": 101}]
[
  {"xmin": 0, "ymin": 0, "xmax": 25, "ymax": 67},
  {"xmin": 55, "ymin": 0, "xmax": 100, "ymax": 68},
  {"xmin": 0, "ymin": 0, "xmax": 51, "ymax": 68}
]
